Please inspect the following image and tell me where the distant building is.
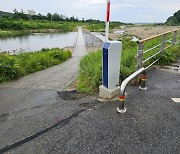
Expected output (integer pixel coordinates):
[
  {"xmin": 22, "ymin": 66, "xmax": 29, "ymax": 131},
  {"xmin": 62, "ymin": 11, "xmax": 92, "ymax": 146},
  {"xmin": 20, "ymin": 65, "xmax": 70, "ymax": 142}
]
[{"xmin": 27, "ymin": 10, "xmax": 36, "ymax": 15}]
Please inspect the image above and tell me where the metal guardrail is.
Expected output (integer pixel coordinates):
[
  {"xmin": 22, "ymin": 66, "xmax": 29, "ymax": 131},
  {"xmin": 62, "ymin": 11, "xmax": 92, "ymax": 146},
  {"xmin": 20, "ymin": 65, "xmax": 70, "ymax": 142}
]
[{"xmin": 117, "ymin": 28, "xmax": 180, "ymax": 114}]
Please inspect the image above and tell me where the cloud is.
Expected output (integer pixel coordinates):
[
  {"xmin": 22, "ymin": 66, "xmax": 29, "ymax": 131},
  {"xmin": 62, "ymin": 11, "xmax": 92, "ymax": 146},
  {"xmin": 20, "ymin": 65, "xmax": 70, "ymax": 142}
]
[
  {"xmin": 88, "ymin": 0, "xmax": 106, "ymax": 4},
  {"xmin": 0, "ymin": 0, "xmax": 179, "ymax": 22}
]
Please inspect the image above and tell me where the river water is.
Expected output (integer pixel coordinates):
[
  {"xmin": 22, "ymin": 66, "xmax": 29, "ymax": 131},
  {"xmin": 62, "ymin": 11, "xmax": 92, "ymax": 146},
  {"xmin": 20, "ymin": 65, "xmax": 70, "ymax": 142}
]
[{"xmin": 0, "ymin": 32, "xmax": 77, "ymax": 53}]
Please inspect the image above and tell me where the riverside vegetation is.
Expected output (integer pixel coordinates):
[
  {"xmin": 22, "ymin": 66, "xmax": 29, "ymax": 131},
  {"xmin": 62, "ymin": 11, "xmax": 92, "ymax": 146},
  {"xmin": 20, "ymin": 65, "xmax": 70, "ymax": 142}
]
[
  {"xmin": 0, "ymin": 48, "xmax": 71, "ymax": 83},
  {"xmin": 0, "ymin": 10, "xmax": 124, "ymax": 38},
  {"xmin": 0, "ymin": 18, "xmax": 124, "ymax": 38},
  {"xmin": 0, "ymin": 10, "xmax": 124, "ymax": 83},
  {"xmin": 0, "ymin": 10, "xmax": 81, "ymax": 35},
  {"xmin": 0, "ymin": 19, "xmax": 80, "ymax": 37}
]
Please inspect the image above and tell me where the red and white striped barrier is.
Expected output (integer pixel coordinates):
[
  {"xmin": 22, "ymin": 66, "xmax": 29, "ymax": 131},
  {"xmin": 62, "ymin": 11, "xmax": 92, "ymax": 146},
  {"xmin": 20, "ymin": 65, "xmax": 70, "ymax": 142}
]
[{"xmin": 105, "ymin": 0, "xmax": 111, "ymax": 42}]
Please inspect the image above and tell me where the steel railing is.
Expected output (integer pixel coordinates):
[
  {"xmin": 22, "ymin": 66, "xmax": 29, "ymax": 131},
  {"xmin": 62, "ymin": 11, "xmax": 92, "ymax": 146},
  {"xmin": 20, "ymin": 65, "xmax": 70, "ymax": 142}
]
[{"xmin": 117, "ymin": 28, "xmax": 180, "ymax": 114}]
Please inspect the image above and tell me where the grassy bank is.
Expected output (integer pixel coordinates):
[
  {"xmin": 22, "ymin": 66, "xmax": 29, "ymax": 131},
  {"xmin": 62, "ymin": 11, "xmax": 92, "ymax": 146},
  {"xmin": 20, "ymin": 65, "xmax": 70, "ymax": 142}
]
[
  {"xmin": 77, "ymin": 36, "xmax": 180, "ymax": 94},
  {"xmin": 0, "ymin": 18, "xmax": 79, "ymax": 31},
  {"xmin": 20, "ymin": 20, "xmax": 78, "ymax": 31},
  {"xmin": 0, "ymin": 48, "xmax": 72, "ymax": 83},
  {"xmin": 0, "ymin": 29, "xmax": 29, "ymax": 37},
  {"xmin": 84, "ymin": 22, "xmax": 125, "ymax": 32},
  {"xmin": 0, "ymin": 18, "xmax": 124, "ymax": 37},
  {"xmin": 0, "ymin": 18, "xmax": 80, "ymax": 37}
]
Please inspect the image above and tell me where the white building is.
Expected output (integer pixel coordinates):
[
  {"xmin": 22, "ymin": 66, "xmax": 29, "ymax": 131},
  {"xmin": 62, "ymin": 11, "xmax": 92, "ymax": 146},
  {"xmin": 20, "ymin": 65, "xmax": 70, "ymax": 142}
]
[{"xmin": 27, "ymin": 10, "xmax": 36, "ymax": 15}]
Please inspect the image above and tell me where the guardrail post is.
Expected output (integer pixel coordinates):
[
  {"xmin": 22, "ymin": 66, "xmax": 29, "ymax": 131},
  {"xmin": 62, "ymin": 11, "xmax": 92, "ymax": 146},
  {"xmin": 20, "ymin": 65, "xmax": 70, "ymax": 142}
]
[
  {"xmin": 172, "ymin": 31, "xmax": 177, "ymax": 46},
  {"xmin": 161, "ymin": 34, "xmax": 166, "ymax": 56},
  {"xmin": 117, "ymin": 67, "xmax": 146, "ymax": 114},
  {"xmin": 139, "ymin": 71, "xmax": 147, "ymax": 90},
  {"xmin": 117, "ymin": 95, "xmax": 126, "ymax": 113},
  {"xmin": 137, "ymin": 42, "xmax": 144, "ymax": 70}
]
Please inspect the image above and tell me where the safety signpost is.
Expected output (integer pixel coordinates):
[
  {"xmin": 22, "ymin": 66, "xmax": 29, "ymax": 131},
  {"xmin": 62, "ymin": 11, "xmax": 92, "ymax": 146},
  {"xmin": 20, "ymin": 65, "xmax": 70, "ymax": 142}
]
[{"xmin": 99, "ymin": 0, "xmax": 122, "ymax": 99}]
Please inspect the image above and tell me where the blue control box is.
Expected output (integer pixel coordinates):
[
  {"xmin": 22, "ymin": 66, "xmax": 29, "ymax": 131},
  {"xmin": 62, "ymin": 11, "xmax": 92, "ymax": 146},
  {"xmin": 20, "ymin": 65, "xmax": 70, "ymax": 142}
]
[{"xmin": 102, "ymin": 41, "xmax": 122, "ymax": 89}]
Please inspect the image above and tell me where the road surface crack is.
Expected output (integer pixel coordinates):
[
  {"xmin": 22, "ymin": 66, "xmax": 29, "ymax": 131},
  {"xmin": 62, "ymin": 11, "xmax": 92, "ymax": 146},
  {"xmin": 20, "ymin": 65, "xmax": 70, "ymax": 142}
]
[{"xmin": 0, "ymin": 109, "xmax": 85, "ymax": 154}]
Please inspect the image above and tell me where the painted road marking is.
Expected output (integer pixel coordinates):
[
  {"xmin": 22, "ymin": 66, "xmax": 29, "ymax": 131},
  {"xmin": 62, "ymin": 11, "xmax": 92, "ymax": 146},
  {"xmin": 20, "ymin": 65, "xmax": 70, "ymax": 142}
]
[{"xmin": 171, "ymin": 98, "xmax": 180, "ymax": 103}]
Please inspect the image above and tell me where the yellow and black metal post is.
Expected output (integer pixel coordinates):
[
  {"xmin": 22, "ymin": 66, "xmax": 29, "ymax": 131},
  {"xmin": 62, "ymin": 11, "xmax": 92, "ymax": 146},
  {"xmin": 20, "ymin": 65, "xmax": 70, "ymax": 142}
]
[
  {"xmin": 117, "ymin": 95, "xmax": 126, "ymax": 113},
  {"xmin": 139, "ymin": 71, "xmax": 147, "ymax": 90}
]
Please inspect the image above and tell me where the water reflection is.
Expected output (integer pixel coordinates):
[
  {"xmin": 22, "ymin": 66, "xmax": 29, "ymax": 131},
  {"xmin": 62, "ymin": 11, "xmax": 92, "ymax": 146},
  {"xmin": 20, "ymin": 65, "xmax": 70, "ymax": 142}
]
[{"xmin": 0, "ymin": 32, "xmax": 77, "ymax": 53}]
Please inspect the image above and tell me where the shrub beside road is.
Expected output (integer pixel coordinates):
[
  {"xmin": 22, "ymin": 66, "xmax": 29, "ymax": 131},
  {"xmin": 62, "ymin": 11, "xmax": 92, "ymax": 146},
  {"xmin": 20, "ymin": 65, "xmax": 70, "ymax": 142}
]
[{"xmin": 0, "ymin": 48, "xmax": 72, "ymax": 83}]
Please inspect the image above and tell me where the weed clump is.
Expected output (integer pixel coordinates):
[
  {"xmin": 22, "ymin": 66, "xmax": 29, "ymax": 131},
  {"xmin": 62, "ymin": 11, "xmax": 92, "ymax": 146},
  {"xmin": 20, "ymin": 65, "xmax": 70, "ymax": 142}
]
[
  {"xmin": 0, "ymin": 48, "xmax": 72, "ymax": 83},
  {"xmin": 77, "ymin": 51, "xmax": 102, "ymax": 94}
]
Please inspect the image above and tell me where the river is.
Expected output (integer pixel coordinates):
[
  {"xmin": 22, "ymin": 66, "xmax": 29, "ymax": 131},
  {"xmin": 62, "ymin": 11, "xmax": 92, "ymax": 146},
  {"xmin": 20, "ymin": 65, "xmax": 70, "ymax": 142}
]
[{"xmin": 0, "ymin": 32, "xmax": 77, "ymax": 53}]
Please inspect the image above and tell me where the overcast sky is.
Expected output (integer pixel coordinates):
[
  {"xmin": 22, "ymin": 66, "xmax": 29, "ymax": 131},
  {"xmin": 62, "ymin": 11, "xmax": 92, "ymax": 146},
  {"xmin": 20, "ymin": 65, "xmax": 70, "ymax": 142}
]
[{"xmin": 0, "ymin": 0, "xmax": 179, "ymax": 23}]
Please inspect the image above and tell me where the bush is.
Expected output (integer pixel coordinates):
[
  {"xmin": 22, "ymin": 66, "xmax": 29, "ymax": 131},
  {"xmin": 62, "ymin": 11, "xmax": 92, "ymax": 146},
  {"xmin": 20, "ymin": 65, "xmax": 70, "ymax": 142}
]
[
  {"xmin": 0, "ymin": 48, "xmax": 72, "ymax": 83},
  {"xmin": 0, "ymin": 18, "xmax": 78, "ymax": 33},
  {"xmin": 0, "ymin": 18, "xmax": 24, "ymax": 30},
  {"xmin": 158, "ymin": 45, "xmax": 180, "ymax": 65},
  {"xmin": 0, "ymin": 54, "xmax": 24, "ymax": 83}
]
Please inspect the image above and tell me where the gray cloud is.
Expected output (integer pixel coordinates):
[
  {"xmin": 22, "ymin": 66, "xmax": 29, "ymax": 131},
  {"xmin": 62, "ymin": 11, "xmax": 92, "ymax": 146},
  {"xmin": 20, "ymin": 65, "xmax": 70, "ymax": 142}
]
[{"xmin": 0, "ymin": 0, "xmax": 179, "ymax": 22}]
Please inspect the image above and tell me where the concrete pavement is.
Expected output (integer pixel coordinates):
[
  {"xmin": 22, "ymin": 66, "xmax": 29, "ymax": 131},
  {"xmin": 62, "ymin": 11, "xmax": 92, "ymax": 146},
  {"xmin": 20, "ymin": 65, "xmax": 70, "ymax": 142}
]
[{"xmin": 72, "ymin": 27, "xmax": 88, "ymax": 57}]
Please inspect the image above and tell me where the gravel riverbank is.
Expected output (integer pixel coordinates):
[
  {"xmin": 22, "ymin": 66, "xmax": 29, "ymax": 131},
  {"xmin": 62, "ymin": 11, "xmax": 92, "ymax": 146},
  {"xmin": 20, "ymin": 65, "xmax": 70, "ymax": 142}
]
[
  {"xmin": 83, "ymin": 30, "xmax": 103, "ymax": 52},
  {"xmin": 127, "ymin": 26, "xmax": 180, "ymax": 39}
]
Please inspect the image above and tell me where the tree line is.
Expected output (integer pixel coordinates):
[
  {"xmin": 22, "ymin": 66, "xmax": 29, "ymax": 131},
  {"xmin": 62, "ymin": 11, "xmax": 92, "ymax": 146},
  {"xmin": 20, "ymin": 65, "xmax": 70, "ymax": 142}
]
[{"xmin": 0, "ymin": 9, "xmax": 103, "ymax": 23}]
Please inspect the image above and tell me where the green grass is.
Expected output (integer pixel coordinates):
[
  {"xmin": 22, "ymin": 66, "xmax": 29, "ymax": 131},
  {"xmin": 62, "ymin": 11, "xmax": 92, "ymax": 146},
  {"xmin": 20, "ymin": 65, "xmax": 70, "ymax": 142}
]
[
  {"xmin": 0, "ymin": 18, "xmax": 123, "ymax": 37},
  {"xmin": 77, "ymin": 51, "xmax": 102, "ymax": 94},
  {"xmin": 20, "ymin": 20, "xmax": 79, "ymax": 31},
  {"xmin": 77, "ymin": 36, "xmax": 180, "ymax": 94},
  {"xmin": 158, "ymin": 45, "xmax": 180, "ymax": 65},
  {"xmin": 0, "ymin": 29, "xmax": 29, "ymax": 37},
  {"xmin": 84, "ymin": 22, "xmax": 125, "ymax": 32},
  {"xmin": 0, "ymin": 18, "xmax": 81, "ymax": 37},
  {"xmin": 0, "ymin": 18, "xmax": 79, "ymax": 31},
  {"xmin": 0, "ymin": 48, "xmax": 72, "ymax": 83}
]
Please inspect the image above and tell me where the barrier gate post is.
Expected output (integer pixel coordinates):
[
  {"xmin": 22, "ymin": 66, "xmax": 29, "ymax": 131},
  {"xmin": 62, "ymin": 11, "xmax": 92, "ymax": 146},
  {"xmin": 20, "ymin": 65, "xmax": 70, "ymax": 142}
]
[{"xmin": 99, "ymin": 0, "xmax": 122, "ymax": 99}]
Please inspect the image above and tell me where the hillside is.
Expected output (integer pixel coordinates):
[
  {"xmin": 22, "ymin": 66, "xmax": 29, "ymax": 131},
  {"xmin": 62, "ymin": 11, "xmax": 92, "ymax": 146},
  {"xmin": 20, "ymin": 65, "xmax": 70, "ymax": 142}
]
[
  {"xmin": 166, "ymin": 10, "xmax": 180, "ymax": 26},
  {"xmin": 0, "ymin": 11, "xmax": 13, "ymax": 17}
]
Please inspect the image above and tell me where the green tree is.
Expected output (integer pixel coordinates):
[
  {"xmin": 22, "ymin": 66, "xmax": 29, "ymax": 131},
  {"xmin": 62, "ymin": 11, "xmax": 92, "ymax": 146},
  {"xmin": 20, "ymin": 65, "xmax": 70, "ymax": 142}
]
[
  {"xmin": 166, "ymin": 9, "xmax": 180, "ymax": 25},
  {"xmin": 52, "ymin": 13, "xmax": 60, "ymax": 21},
  {"xmin": 47, "ymin": 13, "xmax": 52, "ymax": 22}
]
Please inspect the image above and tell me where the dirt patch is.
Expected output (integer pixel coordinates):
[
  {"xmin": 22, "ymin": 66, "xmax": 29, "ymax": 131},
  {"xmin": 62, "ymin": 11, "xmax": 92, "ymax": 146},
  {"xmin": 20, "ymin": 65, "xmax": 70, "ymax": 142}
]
[
  {"xmin": 62, "ymin": 46, "xmax": 74, "ymax": 53},
  {"xmin": 109, "ymin": 29, "xmax": 125, "ymax": 41},
  {"xmin": 86, "ymin": 46, "xmax": 102, "ymax": 53},
  {"xmin": 66, "ymin": 79, "xmax": 77, "ymax": 90},
  {"xmin": 57, "ymin": 90, "xmax": 85, "ymax": 100},
  {"xmin": 126, "ymin": 26, "xmax": 180, "ymax": 39}
]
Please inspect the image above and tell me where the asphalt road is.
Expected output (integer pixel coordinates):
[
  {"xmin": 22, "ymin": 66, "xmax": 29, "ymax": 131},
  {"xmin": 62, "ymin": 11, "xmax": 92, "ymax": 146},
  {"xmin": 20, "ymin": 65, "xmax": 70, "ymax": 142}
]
[{"xmin": 0, "ymin": 68, "xmax": 180, "ymax": 154}]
